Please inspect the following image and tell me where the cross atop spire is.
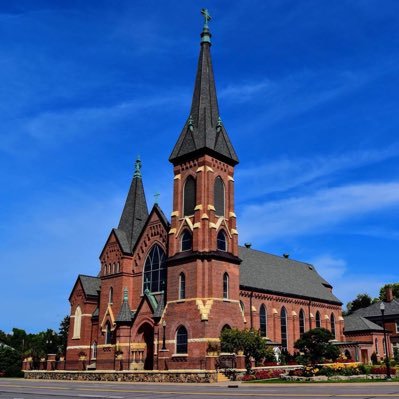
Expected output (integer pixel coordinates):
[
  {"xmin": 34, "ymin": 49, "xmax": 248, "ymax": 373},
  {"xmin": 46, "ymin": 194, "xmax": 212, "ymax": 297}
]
[{"xmin": 200, "ymin": 8, "xmax": 212, "ymax": 44}]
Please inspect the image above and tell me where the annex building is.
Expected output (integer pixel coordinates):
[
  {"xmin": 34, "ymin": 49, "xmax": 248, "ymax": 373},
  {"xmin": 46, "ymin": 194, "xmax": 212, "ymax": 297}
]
[{"xmin": 65, "ymin": 13, "xmax": 345, "ymax": 372}]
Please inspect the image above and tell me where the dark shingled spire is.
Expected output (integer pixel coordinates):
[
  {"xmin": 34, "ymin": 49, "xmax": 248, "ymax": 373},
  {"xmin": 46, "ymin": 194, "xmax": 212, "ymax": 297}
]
[
  {"xmin": 116, "ymin": 157, "xmax": 148, "ymax": 253},
  {"xmin": 169, "ymin": 10, "xmax": 239, "ymax": 166},
  {"xmin": 116, "ymin": 288, "xmax": 133, "ymax": 324}
]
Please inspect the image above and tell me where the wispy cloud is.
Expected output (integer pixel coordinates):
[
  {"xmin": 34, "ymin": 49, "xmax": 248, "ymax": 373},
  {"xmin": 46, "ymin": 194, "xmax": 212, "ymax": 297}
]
[
  {"xmin": 238, "ymin": 181, "xmax": 399, "ymax": 244},
  {"xmin": 309, "ymin": 254, "xmax": 394, "ymax": 306},
  {"xmin": 236, "ymin": 143, "xmax": 399, "ymax": 200}
]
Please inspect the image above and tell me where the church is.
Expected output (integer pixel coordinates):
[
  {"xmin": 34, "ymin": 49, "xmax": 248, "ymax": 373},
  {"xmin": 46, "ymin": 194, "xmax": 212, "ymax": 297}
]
[{"xmin": 66, "ymin": 11, "xmax": 344, "ymax": 371}]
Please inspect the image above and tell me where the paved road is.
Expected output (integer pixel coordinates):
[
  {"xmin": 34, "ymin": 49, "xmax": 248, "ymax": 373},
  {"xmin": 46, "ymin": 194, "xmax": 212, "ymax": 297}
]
[{"xmin": 0, "ymin": 378, "xmax": 399, "ymax": 399}]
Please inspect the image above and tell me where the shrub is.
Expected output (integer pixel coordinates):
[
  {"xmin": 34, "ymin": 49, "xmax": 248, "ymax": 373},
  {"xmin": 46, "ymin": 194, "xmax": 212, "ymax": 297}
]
[
  {"xmin": 241, "ymin": 374, "xmax": 256, "ymax": 381},
  {"xmin": 254, "ymin": 369, "xmax": 284, "ymax": 380},
  {"xmin": 371, "ymin": 352, "xmax": 378, "ymax": 365},
  {"xmin": 0, "ymin": 346, "xmax": 22, "ymax": 377}
]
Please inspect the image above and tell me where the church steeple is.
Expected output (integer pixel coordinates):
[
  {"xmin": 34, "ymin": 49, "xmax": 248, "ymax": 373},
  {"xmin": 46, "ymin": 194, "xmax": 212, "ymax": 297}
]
[
  {"xmin": 117, "ymin": 157, "xmax": 148, "ymax": 252},
  {"xmin": 169, "ymin": 9, "xmax": 239, "ymax": 166}
]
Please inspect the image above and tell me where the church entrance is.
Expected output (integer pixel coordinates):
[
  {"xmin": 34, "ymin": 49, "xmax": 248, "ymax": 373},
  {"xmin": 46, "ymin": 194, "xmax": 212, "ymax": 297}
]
[{"xmin": 137, "ymin": 323, "xmax": 154, "ymax": 370}]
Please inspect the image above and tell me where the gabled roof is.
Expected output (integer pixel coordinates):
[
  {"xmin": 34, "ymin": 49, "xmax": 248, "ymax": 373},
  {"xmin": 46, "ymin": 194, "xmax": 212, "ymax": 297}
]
[
  {"xmin": 344, "ymin": 314, "xmax": 384, "ymax": 333},
  {"xmin": 239, "ymin": 246, "xmax": 341, "ymax": 305},
  {"xmin": 352, "ymin": 299, "xmax": 399, "ymax": 318},
  {"xmin": 69, "ymin": 275, "xmax": 100, "ymax": 301},
  {"xmin": 117, "ymin": 157, "xmax": 149, "ymax": 253},
  {"xmin": 169, "ymin": 18, "xmax": 238, "ymax": 166}
]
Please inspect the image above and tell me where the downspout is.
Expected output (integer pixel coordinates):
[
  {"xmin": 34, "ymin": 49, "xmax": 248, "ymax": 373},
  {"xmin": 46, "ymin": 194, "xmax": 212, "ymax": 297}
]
[{"xmin": 250, "ymin": 291, "xmax": 254, "ymax": 329}]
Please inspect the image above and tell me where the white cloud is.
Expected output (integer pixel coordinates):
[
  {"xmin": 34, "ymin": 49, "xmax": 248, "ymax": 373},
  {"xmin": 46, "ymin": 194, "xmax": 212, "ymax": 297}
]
[
  {"xmin": 236, "ymin": 143, "xmax": 399, "ymax": 200},
  {"xmin": 238, "ymin": 181, "xmax": 399, "ymax": 244},
  {"xmin": 309, "ymin": 254, "xmax": 393, "ymax": 307}
]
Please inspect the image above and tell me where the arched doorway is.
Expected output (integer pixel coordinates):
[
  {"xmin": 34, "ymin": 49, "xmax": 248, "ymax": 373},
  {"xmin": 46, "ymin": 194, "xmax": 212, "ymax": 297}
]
[{"xmin": 137, "ymin": 323, "xmax": 154, "ymax": 370}]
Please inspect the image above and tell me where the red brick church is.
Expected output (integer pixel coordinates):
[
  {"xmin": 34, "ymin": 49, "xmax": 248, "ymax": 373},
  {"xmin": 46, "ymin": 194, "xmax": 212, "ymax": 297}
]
[{"xmin": 66, "ymin": 12, "xmax": 345, "ymax": 371}]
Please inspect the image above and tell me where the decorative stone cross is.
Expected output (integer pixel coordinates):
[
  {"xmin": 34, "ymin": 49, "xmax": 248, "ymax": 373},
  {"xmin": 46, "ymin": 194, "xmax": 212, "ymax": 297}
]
[{"xmin": 201, "ymin": 8, "xmax": 211, "ymax": 28}]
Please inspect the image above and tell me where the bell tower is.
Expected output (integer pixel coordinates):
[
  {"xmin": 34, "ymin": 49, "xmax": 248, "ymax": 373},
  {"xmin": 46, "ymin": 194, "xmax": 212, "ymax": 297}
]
[{"xmin": 164, "ymin": 11, "xmax": 245, "ymax": 352}]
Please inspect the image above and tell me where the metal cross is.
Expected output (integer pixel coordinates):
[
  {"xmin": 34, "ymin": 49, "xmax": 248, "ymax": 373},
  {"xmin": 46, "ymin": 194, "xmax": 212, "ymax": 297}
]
[
  {"xmin": 201, "ymin": 8, "xmax": 211, "ymax": 28},
  {"xmin": 154, "ymin": 192, "xmax": 160, "ymax": 204}
]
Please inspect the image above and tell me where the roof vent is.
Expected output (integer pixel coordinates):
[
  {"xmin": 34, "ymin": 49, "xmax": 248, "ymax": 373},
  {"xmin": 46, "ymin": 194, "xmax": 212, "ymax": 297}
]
[
  {"xmin": 244, "ymin": 243, "xmax": 252, "ymax": 249},
  {"xmin": 283, "ymin": 253, "xmax": 289, "ymax": 259}
]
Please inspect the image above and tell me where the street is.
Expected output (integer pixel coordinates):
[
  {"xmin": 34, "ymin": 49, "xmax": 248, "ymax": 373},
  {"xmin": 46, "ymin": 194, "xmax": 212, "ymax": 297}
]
[{"xmin": 0, "ymin": 378, "xmax": 399, "ymax": 399}]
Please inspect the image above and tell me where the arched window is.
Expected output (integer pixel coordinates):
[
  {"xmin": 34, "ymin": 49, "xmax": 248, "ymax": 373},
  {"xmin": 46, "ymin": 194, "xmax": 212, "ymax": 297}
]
[
  {"xmin": 280, "ymin": 307, "xmax": 288, "ymax": 349},
  {"xmin": 105, "ymin": 322, "xmax": 112, "ymax": 345},
  {"xmin": 214, "ymin": 176, "xmax": 225, "ymax": 217},
  {"xmin": 222, "ymin": 324, "xmax": 231, "ymax": 332},
  {"xmin": 260, "ymin": 304, "xmax": 267, "ymax": 337},
  {"xmin": 330, "ymin": 313, "xmax": 336, "ymax": 338},
  {"xmin": 223, "ymin": 272, "xmax": 229, "ymax": 299},
  {"xmin": 108, "ymin": 287, "xmax": 113, "ymax": 304},
  {"xmin": 375, "ymin": 338, "xmax": 379, "ymax": 355},
  {"xmin": 299, "ymin": 309, "xmax": 305, "ymax": 336},
  {"xmin": 181, "ymin": 230, "xmax": 192, "ymax": 251},
  {"xmin": 183, "ymin": 176, "xmax": 196, "ymax": 216},
  {"xmin": 91, "ymin": 341, "xmax": 97, "ymax": 359},
  {"xmin": 315, "ymin": 311, "xmax": 321, "ymax": 328},
  {"xmin": 116, "ymin": 262, "xmax": 120, "ymax": 273},
  {"xmin": 240, "ymin": 300, "xmax": 245, "ymax": 313},
  {"xmin": 176, "ymin": 326, "xmax": 188, "ymax": 354},
  {"xmin": 217, "ymin": 230, "xmax": 227, "ymax": 251},
  {"xmin": 179, "ymin": 273, "xmax": 186, "ymax": 300},
  {"xmin": 73, "ymin": 306, "xmax": 82, "ymax": 339},
  {"xmin": 143, "ymin": 245, "xmax": 167, "ymax": 293}
]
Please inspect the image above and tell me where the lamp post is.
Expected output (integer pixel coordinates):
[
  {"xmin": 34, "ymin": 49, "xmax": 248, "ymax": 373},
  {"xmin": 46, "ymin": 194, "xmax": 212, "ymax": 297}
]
[
  {"xmin": 162, "ymin": 320, "xmax": 167, "ymax": 350},
  {"xmin": 379, "ymin": 302, "xmax": 391, "ymax": 380}
]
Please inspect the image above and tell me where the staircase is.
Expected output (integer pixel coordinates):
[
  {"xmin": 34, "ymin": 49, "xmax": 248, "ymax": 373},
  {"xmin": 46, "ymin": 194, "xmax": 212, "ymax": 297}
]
[{"xmin": 217, "ymin": 372, "xmax": 230, "ymax": 382}]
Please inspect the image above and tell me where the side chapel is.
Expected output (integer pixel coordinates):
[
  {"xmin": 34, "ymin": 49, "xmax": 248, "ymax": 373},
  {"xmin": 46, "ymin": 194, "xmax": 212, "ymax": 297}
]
[{"xmin": 66, "ymin": 11, "xmax": 344, "ymax": 371}]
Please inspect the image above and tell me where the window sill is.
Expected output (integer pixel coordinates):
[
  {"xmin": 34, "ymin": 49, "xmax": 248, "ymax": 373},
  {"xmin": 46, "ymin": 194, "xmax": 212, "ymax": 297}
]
[
  {"xmin": 171, "ymin": 353, "xmax": 188, "ymax": 357},
  {"xmin": 71, "ymin": 337, "xmax": 80, "ymax": 340},
  {"xmin": 176, "ymin": 299, "xmax": 185, "ymax": 303}
]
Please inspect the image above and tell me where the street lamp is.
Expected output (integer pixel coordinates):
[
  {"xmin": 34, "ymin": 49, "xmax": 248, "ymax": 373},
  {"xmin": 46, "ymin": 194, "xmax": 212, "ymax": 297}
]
[
  {"xmin": 379, "ymin": 302, "xmax": 391, "ymax": 380},
  {"xmin": 162, "ymin": 320, "xmax": 167, "ymax": 351}
]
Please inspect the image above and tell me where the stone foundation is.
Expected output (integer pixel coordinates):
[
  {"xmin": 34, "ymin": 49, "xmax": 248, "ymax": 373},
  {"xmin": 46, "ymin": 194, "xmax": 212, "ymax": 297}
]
[{"xmin": 24, "ymin": 370, "xmax": 218, "ymax": 383}]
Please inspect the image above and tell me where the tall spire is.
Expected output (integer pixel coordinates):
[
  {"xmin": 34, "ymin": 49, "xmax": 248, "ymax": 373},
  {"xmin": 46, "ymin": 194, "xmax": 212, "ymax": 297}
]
[
  {"xmin": 117, "ymin": 156, "xmax": 148, "ymax": 252},
  {"xmin": 169, "ymin": 9, "xmax": 239, "ymax": 166}
]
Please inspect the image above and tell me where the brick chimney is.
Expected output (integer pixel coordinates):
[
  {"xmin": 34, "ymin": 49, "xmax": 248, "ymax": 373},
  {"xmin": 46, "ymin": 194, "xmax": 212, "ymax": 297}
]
[{"xmin": 386, "ymin": 286, "xmax": 394, "ymax": 302}]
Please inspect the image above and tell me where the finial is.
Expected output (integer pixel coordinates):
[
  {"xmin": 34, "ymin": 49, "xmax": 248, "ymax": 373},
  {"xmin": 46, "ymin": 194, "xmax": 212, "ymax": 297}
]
[
  {"xmin": 134, "ymin": 155, "xmax": 142, "ymax": 178},
  {"xmin": 188, "ymin": 115, "xmax": 194, "ymax": 132},
  {"xmin": 154, "ymin": 192, "xmax": 160, "ymax": 205},
  {"xmin": 216, "ymin": 116, "xmax": 223, "ymax": 132},
  {"xmin": 123, "ymin": 287, "xmax": 128, "ymax": 302},
  {"xmin": 200, "ymin": 8, "xmax": 212, "ymax": 44},
  {"xmin": 144, "ymin": 277, "xmax": 150, "ymax": 292}
]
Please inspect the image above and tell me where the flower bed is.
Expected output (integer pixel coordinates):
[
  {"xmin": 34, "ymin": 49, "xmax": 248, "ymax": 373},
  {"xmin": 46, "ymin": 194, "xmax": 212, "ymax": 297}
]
[{"xmin": 240, "ymin": 369, "xmax": 286, "ymax": 381}]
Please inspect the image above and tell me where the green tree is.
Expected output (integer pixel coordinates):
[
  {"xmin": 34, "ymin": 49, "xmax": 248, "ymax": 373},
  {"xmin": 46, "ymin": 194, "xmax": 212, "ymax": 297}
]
[
  {"xmin": 58, "ymin": 316, "xmax": 70, "ymax": 355},
  {"xmin": 379, "ymin": 283, "xmax": 399, "ymax": 301},
  {"xmin": 0, "ymin": 345, "xmax": 22, "ymax": 377},
  {"xmin": 294, "ymin": 328, "xmax": 340, "ymax": 365},
  {"xmin": 346, "ymin": 293, "xmax": 375, "ymax": 314},
  {"xmin": 220, "ymin": 328, "xmax": 274, "ymax": 372}
]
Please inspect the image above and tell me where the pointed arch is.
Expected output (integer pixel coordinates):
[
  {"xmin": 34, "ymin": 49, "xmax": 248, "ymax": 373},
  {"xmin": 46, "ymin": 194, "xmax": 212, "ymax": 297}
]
[
  {"xmin": 217, "ymin": 230, "xmax": 227, "ymax": 251},
  {"xmin": 214, "ymin": 176, "xmax": 225, "ymax": 217},
  {"xmin": 260, "ymin": 304, "xmax": 267, "ymax": 337},
  {"xmin": 143, "ymin": 244, "xmax": 167, "ymax": 293},
  {"xmin": 330, "ymin": 313, "xmax": 336, "ymax": 338},
  {"xmin": 315, "ymin": 311, "xmax": 321, "ymax": 328},
  {"xmin": 72, "ymin": 306, "xmax": 82, "ymax": 339},
  {"xmin": 108, "ymin": 287, "xmax": 113, "ymax": 304},
  {"xmin": 105, "ymin": 321, "xmax": 112, "ymax": 345},
  {"xmin": 183, "ymin": 176, "xmax": 196, "ymax": 216},
  {"xmin": 176, "ymin": 325, "xmax": 188, "ymax": 354},
  {"xmin": 299, "ymin": 309, "xmax": 305, "ymax": 337},
  {"xmin": 223, "ymin": 272, "xmax": 229, "ymax": 299},
  {"xmin": 280, "ymin": 307, "xmax": 288, "ymax": 349},
  {"xmin": 179, "ymin": 272, "xmax": 186, "ymax": 300},
  {"xmin": 91, "ymin": 341, "xmax": 97, "ymax": 359},
  {"xmin": 181, "ymin": 229, "xmax": 192, "ymax": 251}
]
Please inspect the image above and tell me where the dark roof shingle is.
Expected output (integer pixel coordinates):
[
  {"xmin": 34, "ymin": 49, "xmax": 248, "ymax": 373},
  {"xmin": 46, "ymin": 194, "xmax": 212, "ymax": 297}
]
[
  {"xmin": 79, "ymin": 275, "xmax": 100, "ymax": 297},
  {"xmin": 239, "ymin": 246, "xmax": 341, "ymax": 304},
  {"xmin": 352, "ymin": 299, "xmax": 399, "ymax": 318},
  {"xmin": 344, "ymin": 314, "xmax": 383, "ymax": 333}
]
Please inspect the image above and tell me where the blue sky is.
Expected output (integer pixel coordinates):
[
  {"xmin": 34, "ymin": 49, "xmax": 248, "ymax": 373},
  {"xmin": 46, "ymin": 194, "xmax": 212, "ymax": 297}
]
[{"xmin": 1, "ymin": 1, "xmax": 399, "ymax": 333}]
